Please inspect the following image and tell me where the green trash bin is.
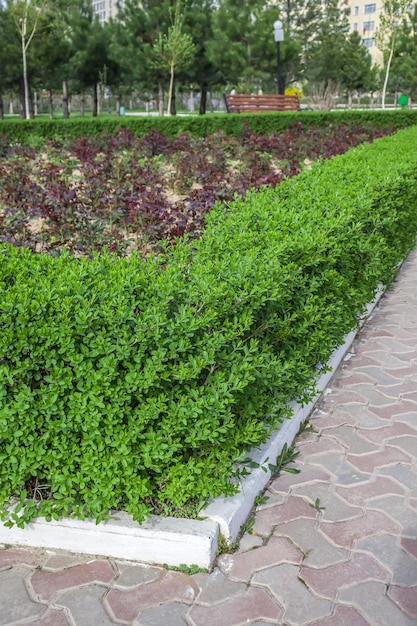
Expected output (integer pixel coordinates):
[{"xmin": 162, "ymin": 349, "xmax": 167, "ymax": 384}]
[{"xmin": 398, "ymin": 94, "xmax": 408, "ymax": 108}]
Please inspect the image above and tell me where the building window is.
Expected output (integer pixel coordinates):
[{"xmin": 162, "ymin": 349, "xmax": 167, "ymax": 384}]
[
  {"xmin": 363, "ymin": 20, "xmax": 375, "ymax": 30},
  {"xmin": 362, "ymin": 38, "xmax": 374, "ymax": 47},
  {"xmin": 353, "ymin": 6, "xmax": 359, "ymax": 15},
  {"xmin": 353, "ymin": 22, "xmax": 358, "ymax": 30},
  {"xmin": 364, "ymin": 3, "xmax": 376, "ymax": 13}
]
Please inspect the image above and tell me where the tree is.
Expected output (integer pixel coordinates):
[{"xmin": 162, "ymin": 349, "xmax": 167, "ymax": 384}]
[
  {"xmin": 391, "ymin": 4, "xmax": 417, "ymax": 105},
  {"xmin": 180, "ymin": 0, "xmax": 221, "ymax": 115},
  {"xmin": 0, "ymin": 4, "xmax": 22, "ymax": 117},
  {"xmin": 340, "ymin": 31, "xmax": 373, "ymax": 106},
  {"xmin": 303, "ymin": 0, "xmax": 350, "ymax": 87},
  {"xmin": 207, "ymin": 0, "xmax": 301, "ymax": 94},
  {"xmin": 151, "ymin": 1, "xmax": 195, "ymax": 115},
  {"xmin": 8, "ymin": 0, "xmax": 47, "ymax": 119},
  {"xmin": 71, "ymin": 18, "xmax": 118, "ymax": 116},
  {"xmin": 114, "ymin": 0, "xmax": 174, "ymax": 115},
  {"xmin": 375, "ymin": 0, "xmax": 409, "ymax": 108}
]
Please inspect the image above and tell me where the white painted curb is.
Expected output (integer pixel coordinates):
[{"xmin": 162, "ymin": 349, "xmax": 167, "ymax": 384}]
[
  {"xmin": 0, "ymin": 290, "xmax": 383, "ymax": 568},
  {"xmin": 0, "ymin": 509, "xmax": 219, "ymax": 569}
]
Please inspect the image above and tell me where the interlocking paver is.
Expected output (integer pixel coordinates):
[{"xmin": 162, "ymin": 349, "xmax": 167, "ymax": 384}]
[
  {"xmin": 309, "ymin": 453, "xmax": 371, "ymax": 485},
  {"xmin": 358, "ymin": 421, "xmax": 417, "ymax": 444},
  {"xmin": 54, "ymin": 585, "xmax": 115, "ymax": 625},
  {"xmin": 308, "ymin": 604, "xmax": 369, "ymax": 625},
  {"xmin": 326, "ymin": 405, "xmax": 388, "ymax": 428},
  {"xmin": 187, "ymin": 587, "xmax": 282, "ymax": 626},
  {"xmin": 369, "ymin": 399, "xmax": 417, "ymax": 419},
  {"xmin": 335, "ymin": 476, "xmax": 405, "ymax": 506},
  {"xmin": 114, "ymin": 563, "xmax": 160, "ymax": 589},
  {"xmin": 388, "ymin": 586, "xmax": 417, "ymax": 620},
  {"xmin": 387, "ymin": 434, "xmax": 417, "ymax": 456},
  {"xmin": 235, "ymin": 532, "xmax": 264, "ymax": 553},
  {"xmin": 346, "ymin": 446, "xmax": 412, "ymax": 473},
  {"xmin": 269, "ymin": 468, "xmax": 332, "ymax": 495},
  {"xmin": 401, "ymin": 537, "xmax": 417, "ymax": 559},
  {"xmin": 253, "ymin": 563, "xmax": 333, "ymax": 625},
  {"xmin": 300, "ymin": 552, "xmax": 389, "ymax": 599},
  {"xmin": 193, "ymin": 568, "xmax": 246, "ymax": 605},
  {"xmin": 355, "ymin": 535, "xmax": 417, "ymax": 586},
  {"xmin": 28, "ymin": 609, "xmax": 70, "ymax": 625},
  {"xmin": 272, "ymin": 518, "xmax": 348, "ymax": 568},
  {"xmin": 337, "ymin": 581, "xmax": 417, "ymax": 626},
  {"xmin": 30, "ymin": 560, "xmax": 116, "ymax": 602},
  {"xmin": 319, "ymin": 510, "xmax": 401, "ymax": 549},
  {"xmin": 367, "ymin": 494, "xmax": 417, "ymax": 533},
  {"xmin": 0, "ymin": 567, "xmax": 46, "ymax": 625},
  {"xmin": 289, "ymin": 483, "xmax": 362, "ymax": 523},
  {"xmin": 106, "ymin": 570, "xmax": 198, "ymax": 624},
  {"xmin": 218, "ymin": 535, "xmax": 302, "ymax": 582},
  {"xmin": 350, "ymin": 367, "xmax": 403, "ymax": 386},
  {"xmin": 322, "ymin": 425, "xmax": 378, "ymax": 454},
  {"xmin": 133, "ymin": 602, "xmax": 190, "ymax": 626},
  {"xmin": 379, "ymin": 464, "xmax": 417, "ymax": 497},
  {"xmin": 296, "ymin": 437, "xmax": 346, "ymax": 461},
  {"xmin": 42, "ymin": 554, "xmax": 88, "ymax": 571},
  {"xmin": 251, "ymin": 497, "xmax": 316, "ymax": 537},
  {"xmin": 0, "ymin": 547, "xmax": 42, "ymax": 571}
]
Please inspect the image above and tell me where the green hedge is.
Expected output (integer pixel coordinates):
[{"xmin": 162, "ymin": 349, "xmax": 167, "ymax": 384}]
[
  {"xmin": 2, "ymin": 109, "xmax": 417, "ymax": 143},
  {"xmin": 1, "ymin": 126, "xmax": 417, "ymax": 527}
]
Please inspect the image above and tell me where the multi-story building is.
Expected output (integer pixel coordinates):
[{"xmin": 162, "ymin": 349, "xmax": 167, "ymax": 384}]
[
  {"xmin": 92, "ymin": 0, "xmax": 123, "ymax": 23},
  {"xmin": 346, "ymin": 0, "xmax": 383, "ymax": 64}
]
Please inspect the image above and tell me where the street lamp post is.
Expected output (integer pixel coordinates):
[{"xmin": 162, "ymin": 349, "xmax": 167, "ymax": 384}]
[{"xmin": 273, "ymin": 20, "xmax": 284, "ymax": 95}]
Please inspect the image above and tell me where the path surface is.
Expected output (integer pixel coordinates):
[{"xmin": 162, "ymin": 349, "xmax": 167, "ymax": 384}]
[{"xmin": 2, "ymin": 251, "xmax": 417, "ymax": 626}]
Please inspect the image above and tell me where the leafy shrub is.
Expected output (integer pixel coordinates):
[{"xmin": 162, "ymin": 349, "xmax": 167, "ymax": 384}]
[
  {"xmin": 1, "ymin": 109, "xmax": 417, "ymax": 144},
  {"xmin": 1, "ymin": 126, "xmax": 417, "ymax": 527}
]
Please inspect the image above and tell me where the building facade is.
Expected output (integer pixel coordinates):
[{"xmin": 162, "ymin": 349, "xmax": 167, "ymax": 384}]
[
  {"xmin": 346, "ymin": 0, "xmax": 383, "ymax": 64},
  {"xmin": 92, "ymin": 0, "xmax": 123, "ymax": 23}
]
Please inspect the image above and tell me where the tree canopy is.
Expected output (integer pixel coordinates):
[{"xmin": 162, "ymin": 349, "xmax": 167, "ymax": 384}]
[{"xmin": 0, "ymin": 0, "xmax": 416, "ymax": 116}]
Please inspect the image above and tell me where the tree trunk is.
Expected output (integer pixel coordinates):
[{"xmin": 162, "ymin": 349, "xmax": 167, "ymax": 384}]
[
  {"xmin": 19, "ymin": 81, "xmax": 25, "ymax": 118},
  {"xmin": 167, "ymin": 63, "xmax": 174, "ymax": 115},
  {"xmin": 9, "ymin": 96, "xmax": 14, "ymax": 115},
  {"xmin": 97, "ymin": 83, "xmax": 102, "ymax": 115},
  {"xmin": 116, "ymin": 87, "xmax": 121, "ymax": 116},
  {"xmin": 62, "ymin": 80, "xmax": 69, "ymax": 119},
  {"xmin": 347, "ymin": 91, "xmax": 352, "ymax": 109},
  {"xmin": 158, "ymin": 81, "xmax": 164, "ymax": 116},
  {"xmin": 29, "ymin": 90, "xmax": 34, "ymax": 118},
  {"xmin": 0, "ymin": 92, "xmax": 4, "ymax": 120},
  {"xmin": 21, "ymin": 18, "xmax": 31, "ymax": 120},
  {"xmin": 189, "ymin": 88, "xmax": 194, "ymax": 112},
  {"xmin": 199, "ymin": 85, "xmax": 207, "ymax": 115},
  {"xmin": 49, "ymin": 90, "xmax": 53, "ymax": 119},
  {"xmin": 382, "ymin": 38, "xmax": 395, "ymax": 110},
  {"xmin": 92, "ymin": 83, "xmax": 98, "ymax": 117},
  {"xmin": 170, "ymin": 76, "xmax": 176, "ymax": 116},
  {"xmin": 80, "ymin": 92, "xmax": 85, "ymax": 117}
]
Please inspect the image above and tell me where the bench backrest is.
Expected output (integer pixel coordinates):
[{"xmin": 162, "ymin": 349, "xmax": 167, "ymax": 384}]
[{"xmin": 224, "ymin": 93, "xmax": 300, "ymax": 113}]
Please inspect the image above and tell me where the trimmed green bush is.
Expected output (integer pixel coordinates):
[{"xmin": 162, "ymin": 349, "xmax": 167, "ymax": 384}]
[
  {"xmin": 1, "ymin": 126, "xmax": 417, "ymax": 526},
  {"xmin": 2, "ymin": 109, "xmax": 417, "ymax": 144}
]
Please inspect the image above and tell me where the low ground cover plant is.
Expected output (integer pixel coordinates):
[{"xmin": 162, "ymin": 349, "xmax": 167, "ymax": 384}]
[
  {"xmin": 1, "ymin": 122, "xmax": 391, "ymax": 257},
  {"xmin": 1, "ymin": 125, "xmax": 417, "ymax": 528}
]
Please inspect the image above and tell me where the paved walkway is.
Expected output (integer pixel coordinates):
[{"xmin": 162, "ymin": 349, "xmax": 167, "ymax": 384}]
[{"xmin": 2, "ymin": 251, "xmax": 417, "ymax": 626}]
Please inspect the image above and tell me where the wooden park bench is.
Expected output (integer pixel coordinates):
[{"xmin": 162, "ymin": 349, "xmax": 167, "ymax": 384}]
[{"xmin": 224, "ymin": 92, "xmax": 300, "ymax": 114}]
